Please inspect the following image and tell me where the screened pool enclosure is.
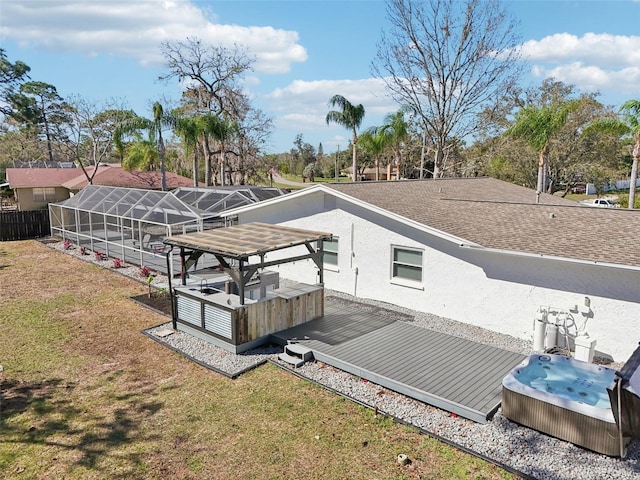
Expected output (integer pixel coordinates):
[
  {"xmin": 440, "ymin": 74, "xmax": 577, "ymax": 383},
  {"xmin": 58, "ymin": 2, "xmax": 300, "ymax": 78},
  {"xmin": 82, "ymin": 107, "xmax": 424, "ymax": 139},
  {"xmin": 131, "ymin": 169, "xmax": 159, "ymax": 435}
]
[
  {"xmin": 49, "ymin": 186, "xmax": 218, "ymax": 274},
  {"xmin": 49, "ymin": 185, "xmax": 289, "ymax": 276}
]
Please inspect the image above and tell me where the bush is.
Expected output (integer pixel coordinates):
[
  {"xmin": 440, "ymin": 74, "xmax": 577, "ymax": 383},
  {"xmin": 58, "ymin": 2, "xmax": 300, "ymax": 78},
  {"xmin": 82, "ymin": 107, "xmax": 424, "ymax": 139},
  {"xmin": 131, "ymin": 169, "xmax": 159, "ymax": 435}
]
[
  {"xmin": 615, "ymin": 192, "xmax": 640, "ymax": 209},
  {"xmin": 139, "ymin": 266, "xmax": 151, "ymax": 278}
]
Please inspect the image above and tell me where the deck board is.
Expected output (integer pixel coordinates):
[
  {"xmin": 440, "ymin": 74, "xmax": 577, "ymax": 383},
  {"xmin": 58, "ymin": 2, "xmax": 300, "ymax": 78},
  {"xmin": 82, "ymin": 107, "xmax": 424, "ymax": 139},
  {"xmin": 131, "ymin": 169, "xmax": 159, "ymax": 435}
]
[{"xmin": 273, "ymin": 299, "xmax": 525, "ymax": 423}]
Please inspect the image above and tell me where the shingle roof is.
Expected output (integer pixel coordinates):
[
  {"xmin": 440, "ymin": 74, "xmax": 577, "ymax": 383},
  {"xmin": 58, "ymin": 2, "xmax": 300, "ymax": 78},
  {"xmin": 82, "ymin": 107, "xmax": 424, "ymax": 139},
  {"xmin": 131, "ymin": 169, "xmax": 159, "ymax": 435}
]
[
  {"xmin": 327, "ymin": 177, "xmax": 640, "ymax": 269},
  {"xmin": 7, "ymin": 165, "xmax": 194, "ymax": 190},
  {"xmin": 6, "ymin": 167, "xmax": 80, "ymax": 187},
  {"xmin": 61, "ymin": 165, "xmax": 193, "ymax": 190}
]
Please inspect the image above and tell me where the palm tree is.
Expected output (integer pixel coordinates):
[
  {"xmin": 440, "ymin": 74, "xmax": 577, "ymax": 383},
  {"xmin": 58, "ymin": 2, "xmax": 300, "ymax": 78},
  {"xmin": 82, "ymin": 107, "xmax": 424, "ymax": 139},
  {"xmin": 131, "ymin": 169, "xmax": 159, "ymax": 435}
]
[
  {"xmin": 620, "ymin": 100, "xmax": 640, "ymax": 208},
  {"xmin": 379, "ymin": 110, "xmax": 409, "ymax": 180},
  {"xmin": 326, "ymin": 95, "xmax": 365, "ymax": 181},
  {"xmin": 358, "ymin": 128, "xmax": 388, "ymax": 180},
  {"xmin": 114, "ymin": 102, "xmax": 174, "ymax": 191},
  {"xmin": 506, "ymin": 100, "xmax": 580, "ymax": 202},
  {"xmin": 200, "ymin": 114, "xmax": 238, "ymax": 186},
  {"xmin": 587, "ymin": 100, "xmax": 640, "ymax": 209},
  {"xmin": 121, "ymin": 136, "xmax": 159, "ymax": 172},
  {"xmin": 173, "ymin": 115, "xmax": 201, "ymax": 187}
]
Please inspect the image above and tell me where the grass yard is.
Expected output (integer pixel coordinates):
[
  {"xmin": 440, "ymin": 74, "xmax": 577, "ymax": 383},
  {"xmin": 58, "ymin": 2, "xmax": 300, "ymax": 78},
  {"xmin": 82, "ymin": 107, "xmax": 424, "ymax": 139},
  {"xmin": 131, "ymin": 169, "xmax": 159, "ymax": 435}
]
[{"xmin": 0, "ymin": 240, "xmax": 516, "ymax": 479}]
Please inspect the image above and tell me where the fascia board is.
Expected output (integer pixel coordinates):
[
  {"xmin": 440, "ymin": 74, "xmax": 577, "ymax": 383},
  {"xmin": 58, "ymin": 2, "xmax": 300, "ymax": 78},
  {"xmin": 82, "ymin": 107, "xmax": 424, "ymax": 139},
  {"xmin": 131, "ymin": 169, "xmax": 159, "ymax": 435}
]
[{"xmin": 460, "ymin": 244, "xmax": 640, "ymax": 273}]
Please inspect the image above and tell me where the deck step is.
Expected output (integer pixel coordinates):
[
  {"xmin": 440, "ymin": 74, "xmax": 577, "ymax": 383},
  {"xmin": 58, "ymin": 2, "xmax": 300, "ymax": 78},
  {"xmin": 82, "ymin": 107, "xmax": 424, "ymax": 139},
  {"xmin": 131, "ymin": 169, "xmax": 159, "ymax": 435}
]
[
  {"xmin": 286, "ymin": 343, "xmax": 313, "ymax": 359},
  {"xmin": 278, "ymin": 343, "xmax": 314, "ymax": 368},
  {"xmin": 278, "ymin": 352, "xmax": 306, "ymax": 368}
]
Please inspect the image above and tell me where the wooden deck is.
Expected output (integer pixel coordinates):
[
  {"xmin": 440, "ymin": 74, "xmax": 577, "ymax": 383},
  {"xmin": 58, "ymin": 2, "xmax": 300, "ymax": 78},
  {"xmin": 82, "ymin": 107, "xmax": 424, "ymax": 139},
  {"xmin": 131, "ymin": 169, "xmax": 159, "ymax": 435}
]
[{"xmin": 272, "ymin": 298, "xmax": 525, "ymax": 424}]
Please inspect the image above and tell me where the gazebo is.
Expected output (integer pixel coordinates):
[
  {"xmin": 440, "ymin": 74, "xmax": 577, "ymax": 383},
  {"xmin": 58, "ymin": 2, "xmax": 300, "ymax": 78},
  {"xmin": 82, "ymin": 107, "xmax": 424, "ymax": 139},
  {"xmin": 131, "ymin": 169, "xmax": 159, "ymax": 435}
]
[{"xmin": 163, "ymin": 222, "xmax": 332, "ymax": 353}]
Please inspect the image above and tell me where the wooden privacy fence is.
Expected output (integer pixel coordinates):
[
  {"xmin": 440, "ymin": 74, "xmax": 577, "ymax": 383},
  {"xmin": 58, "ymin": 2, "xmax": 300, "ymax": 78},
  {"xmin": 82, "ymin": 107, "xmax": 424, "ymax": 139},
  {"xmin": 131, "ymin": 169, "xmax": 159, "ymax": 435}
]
[{"xmin": 0, "ymin": 210, "xmax": 50, "ymax": 241}]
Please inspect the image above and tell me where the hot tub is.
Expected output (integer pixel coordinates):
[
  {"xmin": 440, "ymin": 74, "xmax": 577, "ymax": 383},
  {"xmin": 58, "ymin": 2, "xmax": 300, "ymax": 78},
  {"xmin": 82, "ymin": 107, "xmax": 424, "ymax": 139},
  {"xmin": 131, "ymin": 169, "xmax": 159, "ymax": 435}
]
[{"xmin": 502, "ymin": 354, "xmax": 626, "ymax": 456}]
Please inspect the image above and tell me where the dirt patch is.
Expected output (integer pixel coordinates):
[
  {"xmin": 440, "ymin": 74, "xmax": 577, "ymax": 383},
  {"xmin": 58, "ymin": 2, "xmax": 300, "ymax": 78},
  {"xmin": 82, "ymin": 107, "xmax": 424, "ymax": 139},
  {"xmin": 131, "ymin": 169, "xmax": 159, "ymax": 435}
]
[{"xmin": 131, "ymin": 290, "xmax": 173, "ymax": 316}]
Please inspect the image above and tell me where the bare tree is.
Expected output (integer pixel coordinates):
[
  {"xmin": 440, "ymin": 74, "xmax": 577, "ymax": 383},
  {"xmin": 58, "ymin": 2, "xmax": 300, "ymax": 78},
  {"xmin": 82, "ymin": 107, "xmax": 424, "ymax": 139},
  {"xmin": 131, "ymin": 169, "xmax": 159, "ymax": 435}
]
[
  {"xmin": 373, "ymin": 0, "xmax": 522, "ymax": 178},
  {"xmin": 64, "ymin": 96, "xmax": 135, "ymax": 184},
  {"xmin": 159, "ymin": 38, "xmax": 254, "ymax": 118},
  {"xmin": 160, "ymin": 38, "xmax": 271, "ymax": 185}
]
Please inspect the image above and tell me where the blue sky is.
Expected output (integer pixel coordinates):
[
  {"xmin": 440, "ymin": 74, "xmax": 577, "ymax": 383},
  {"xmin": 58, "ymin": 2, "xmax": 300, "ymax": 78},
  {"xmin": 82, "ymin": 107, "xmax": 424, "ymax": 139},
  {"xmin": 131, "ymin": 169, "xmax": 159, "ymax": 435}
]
[{"xmin": 1, "ymin": 0, "xmax": 639, "ymax": 154}]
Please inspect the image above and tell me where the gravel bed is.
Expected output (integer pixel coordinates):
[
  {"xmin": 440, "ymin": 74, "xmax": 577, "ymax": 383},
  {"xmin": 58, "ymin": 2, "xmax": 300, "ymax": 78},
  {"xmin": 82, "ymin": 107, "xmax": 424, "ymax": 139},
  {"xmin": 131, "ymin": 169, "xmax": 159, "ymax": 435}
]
[
  {"xmin": 47, "ymin": 239, "xmax": 169, "ymax": 288},
  {"xmin": 144, "ymin": 322, "xmax": 280, "ymax": 378},
  {"xmin": 46, "ymin": 239, "xmax": 639, "ymax": 479}
]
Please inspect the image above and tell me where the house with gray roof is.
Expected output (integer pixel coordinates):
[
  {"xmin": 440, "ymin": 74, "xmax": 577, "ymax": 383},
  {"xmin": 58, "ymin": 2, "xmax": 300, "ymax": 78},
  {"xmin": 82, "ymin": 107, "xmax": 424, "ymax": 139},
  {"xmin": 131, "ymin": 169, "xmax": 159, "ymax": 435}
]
[{"xmin": 221, "ymin": 177, "xmax": 640, "ymax": 362}]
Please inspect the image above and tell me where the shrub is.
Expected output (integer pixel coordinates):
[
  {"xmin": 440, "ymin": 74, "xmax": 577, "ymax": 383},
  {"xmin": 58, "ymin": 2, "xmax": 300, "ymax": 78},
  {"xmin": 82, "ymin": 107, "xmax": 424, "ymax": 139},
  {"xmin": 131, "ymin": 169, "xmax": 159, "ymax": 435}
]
[
  {"xmin": 616, "ymin": 192, "xmax": 640, "ymax": 209},
  {"xmin": 94, "ymin": 251, "xmax": 105, "ymax": 261},
  {"xmin": 63, "ymin": 239, "xmax": 72, "ymax": 250},
  {"xmin": 112, "ymin": 258, "xmax": 123, "ymax": 268},
  {"xmin": 139, "ymin": 266, "xmax": 151, "ymax": 278},
  {"xmin": 80, "ymin": 246, "xmax": 87, "ymax": 255}
]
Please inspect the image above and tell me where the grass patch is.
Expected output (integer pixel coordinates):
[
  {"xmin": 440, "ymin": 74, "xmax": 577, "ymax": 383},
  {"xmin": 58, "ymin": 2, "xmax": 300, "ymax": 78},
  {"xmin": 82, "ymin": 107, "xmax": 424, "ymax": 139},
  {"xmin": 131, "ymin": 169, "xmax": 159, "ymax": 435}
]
[{"xmin": 0, "ymin": 240, "xmax": 516, "ymax": 479}]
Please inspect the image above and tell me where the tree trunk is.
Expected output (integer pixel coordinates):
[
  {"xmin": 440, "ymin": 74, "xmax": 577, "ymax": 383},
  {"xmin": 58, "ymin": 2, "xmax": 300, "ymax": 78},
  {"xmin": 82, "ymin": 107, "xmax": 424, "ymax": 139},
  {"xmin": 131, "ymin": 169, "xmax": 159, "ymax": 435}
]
[
  {"xmin": 220, "ymin": 145, "xmax": 226, "ymax": 187},
  {"xmin": 420, "ymin": 129, "xmax": 427, "ymax": 179},
  {"xmin": 203, "ymin": 137, "xmax": 212, "ymax": 186},
  {"xmin": 433, "ymin": 147, "xmax": 443, "ymax": 179},
  {"xmin": 628, "ymin": 141, "xmax": 639, "ymax": 209},
  {"xmin": 536, "ymin": 145, "xmax": 548, "ymax": 203},
  {"xmin": 352, "ymin": 130, "xmax": 358, "ymax": 181},
  {"xmin": 193, "ymin": 152, "xmax": 198, "ymax": 187},
  {"xmin": 159, "ymin": 132, "xmax": 167, "ymax": 192}
]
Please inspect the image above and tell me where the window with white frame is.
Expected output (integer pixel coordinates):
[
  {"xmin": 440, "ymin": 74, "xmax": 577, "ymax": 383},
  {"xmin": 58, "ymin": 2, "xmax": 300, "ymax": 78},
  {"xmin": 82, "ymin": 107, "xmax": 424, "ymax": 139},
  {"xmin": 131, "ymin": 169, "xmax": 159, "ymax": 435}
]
[
  {"xmin": 323, "ymin": 237, "xmax": 339, "ymax": 266},
  {"xmin": 391, "ymin": 246, "xmax": 423, "ymax": 283},
  {"xmin": 33, "ymin": 187, "xmax": 57, "ymax": 202}
]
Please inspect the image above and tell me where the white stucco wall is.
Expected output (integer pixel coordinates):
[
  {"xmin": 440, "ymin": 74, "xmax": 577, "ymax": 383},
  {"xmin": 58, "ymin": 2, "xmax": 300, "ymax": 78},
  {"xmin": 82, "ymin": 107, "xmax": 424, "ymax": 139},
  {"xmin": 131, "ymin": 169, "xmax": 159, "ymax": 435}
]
[{"xmin": 234, "ymin": 191, "xmax": 640, "ymax": 362}]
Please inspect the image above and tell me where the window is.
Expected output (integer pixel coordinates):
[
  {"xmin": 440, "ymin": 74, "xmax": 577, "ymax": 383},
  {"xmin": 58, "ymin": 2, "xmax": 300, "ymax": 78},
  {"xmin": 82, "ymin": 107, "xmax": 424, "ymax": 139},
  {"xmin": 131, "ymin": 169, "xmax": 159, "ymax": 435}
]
[
  {"xmin": 33, "ymin": 187, "xmax": 57, "ymax": 202},
  {"xmin": 323, "ymin": 238, "xmax": 339, "ymax": 267},
  {"xmin": 391, "ymin": 247, "xmax": 423, "ymax": 283}
]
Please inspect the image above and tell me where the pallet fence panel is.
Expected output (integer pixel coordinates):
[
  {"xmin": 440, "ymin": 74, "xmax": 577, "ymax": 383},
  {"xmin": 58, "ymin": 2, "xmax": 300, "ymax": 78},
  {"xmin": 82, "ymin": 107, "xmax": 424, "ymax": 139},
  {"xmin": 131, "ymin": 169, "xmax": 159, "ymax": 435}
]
[{"xmin": 0, "ymin": 210, "xmax": 50, "ymax": 241}]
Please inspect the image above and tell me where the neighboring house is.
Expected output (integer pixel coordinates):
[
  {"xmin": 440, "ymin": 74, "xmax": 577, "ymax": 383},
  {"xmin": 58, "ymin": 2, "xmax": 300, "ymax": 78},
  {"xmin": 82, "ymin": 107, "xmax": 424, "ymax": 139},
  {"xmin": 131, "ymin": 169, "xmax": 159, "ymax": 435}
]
[
  {"xmin": 222, "ymin": 177, "xmax": 640, "ymax": 362},
  {"xmin": 346, "ymin": 165, "xmax": 399, "ymax": 181},
  {"xmin": 6, "ymin": 167, "xmax": 80, "ymax": 211},
  {"xmin": 6, "ymin": 165, "xmax": 194, "ymax": 210}
]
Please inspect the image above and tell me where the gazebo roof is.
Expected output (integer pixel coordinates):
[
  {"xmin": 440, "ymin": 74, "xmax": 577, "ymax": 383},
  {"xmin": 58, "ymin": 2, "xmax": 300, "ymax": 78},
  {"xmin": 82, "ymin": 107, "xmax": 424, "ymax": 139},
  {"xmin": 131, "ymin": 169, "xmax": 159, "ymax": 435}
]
[{"xmin": 163, "ymin": 222, "xmax": 332, "ymax": 260}]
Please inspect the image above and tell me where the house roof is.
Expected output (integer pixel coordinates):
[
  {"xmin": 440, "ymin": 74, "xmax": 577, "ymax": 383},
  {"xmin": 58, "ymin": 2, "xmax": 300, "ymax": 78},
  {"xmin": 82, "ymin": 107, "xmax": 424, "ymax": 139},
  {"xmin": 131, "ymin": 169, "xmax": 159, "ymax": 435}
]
[
  {"xmin": 224, "ymin": 177, "xmax": 640, "ymax": 270},
  {"xmin": 328, "ymin": 178, "xmax": 640, "ymax": 269},
  {"xmin": 6, "ymin": 167, "xmax": 81, "ymax": 188},
  {"xmin": 62, "ymin": 165, "xmax": 193, "ymax": 190},
  {"xmin": 7, "ymin": 165, "xmax": 194, "ymax": 191}
]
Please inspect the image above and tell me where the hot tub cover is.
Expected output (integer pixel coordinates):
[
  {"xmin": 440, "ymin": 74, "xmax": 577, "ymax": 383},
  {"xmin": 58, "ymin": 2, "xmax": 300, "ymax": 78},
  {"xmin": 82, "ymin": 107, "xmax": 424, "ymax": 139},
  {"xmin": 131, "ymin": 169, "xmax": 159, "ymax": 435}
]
[{"xmin": 607, "ymin": 344, "xmax": 640, "ymax": 439}]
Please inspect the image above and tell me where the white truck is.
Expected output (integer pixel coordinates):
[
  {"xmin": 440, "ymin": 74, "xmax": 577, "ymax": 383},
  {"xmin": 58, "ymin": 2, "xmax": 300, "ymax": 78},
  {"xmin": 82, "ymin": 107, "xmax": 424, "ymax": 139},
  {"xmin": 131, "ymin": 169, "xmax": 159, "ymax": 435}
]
[{"xmin": 580, "ymin": 198, "xmax": 618, "ymax": 208}]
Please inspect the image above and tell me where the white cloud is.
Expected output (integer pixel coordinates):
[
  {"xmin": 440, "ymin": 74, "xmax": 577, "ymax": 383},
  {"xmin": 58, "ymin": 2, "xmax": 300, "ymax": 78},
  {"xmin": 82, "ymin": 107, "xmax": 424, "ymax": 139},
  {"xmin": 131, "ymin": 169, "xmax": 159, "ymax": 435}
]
[
  {"xmin": 520, "ymin": 33, "xmax": 640, "ymax": 99},
  {"xmin": 265, "ymin": 78, "xmax": 394, "ymax": 120},
  {"xmin": 263, "ymin": 77, "xmax": 399, "ymax": 150},
  {"xmin": 0, "ymin": 0, "xmax": 307, "ymax": 73},
  {"xmin": 521, "ymin": 33, "xmax": 640, "ymax": 67},
  {"xmin": 531, "ymin": 63, "xmax": 640, "ymax": 96}
]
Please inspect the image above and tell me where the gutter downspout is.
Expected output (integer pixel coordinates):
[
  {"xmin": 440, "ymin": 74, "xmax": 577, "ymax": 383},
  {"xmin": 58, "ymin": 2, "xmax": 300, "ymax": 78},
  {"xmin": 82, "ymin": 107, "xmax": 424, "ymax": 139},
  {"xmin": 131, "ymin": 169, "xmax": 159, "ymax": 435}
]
[{"xmin": 350, "ymin": 223, "xmax": 358, "ymax": 297}]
